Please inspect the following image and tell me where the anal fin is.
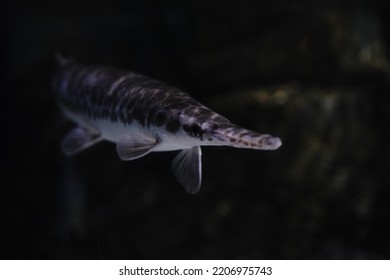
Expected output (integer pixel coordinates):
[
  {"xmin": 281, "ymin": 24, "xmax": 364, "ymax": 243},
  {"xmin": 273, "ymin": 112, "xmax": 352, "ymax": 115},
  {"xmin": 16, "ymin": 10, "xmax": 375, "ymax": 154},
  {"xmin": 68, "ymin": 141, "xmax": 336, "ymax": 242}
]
[
  {"xmin": 61, "ymin": 127, "xmax": 102, "ymax": 157},
  {"xmin": 171, "ymin": 146, "xmax": 202, "ymax": 194},
  {"xmin": 116, "ymin": 133, "xmax": 158, "ymax": 161}
]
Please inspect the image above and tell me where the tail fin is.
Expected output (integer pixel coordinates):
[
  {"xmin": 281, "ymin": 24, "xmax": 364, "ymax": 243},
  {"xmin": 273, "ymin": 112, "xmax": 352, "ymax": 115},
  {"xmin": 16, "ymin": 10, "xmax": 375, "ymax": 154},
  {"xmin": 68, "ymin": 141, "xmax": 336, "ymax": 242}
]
[
  {"xmin": 54, "ymin": 51, "xmax": 74, "ymax": 66},
  {"xmin": 214, "ymin": 126, "xmax": 282, "ymax": 150}
]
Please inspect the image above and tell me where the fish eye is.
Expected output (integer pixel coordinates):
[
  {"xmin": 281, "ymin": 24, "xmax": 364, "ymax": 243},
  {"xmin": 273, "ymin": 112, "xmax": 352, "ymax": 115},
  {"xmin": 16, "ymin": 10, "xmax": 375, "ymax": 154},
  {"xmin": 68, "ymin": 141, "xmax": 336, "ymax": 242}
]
[
  {"xmin": 182, "ymin": 123, "xmax": 204, "ymax": 140},
  {"xmin": 191, "ymin": 124, "xmax": 201, "ymax": 135}
]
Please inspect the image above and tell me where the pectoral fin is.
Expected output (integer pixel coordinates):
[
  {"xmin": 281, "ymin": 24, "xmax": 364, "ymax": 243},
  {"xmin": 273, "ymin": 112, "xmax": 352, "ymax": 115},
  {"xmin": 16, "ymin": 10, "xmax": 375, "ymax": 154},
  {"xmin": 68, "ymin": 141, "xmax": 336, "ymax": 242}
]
[
  {"xmin": 116, "ymin": 133, "xmax": 158, "ymax": 161},
  {"xmin": 61, "ymin": 127, "xmax": 102, "ymax": 157},
  {"xmin": 171, "ymin": 146, "xmax": 202, "ymax": 194}
]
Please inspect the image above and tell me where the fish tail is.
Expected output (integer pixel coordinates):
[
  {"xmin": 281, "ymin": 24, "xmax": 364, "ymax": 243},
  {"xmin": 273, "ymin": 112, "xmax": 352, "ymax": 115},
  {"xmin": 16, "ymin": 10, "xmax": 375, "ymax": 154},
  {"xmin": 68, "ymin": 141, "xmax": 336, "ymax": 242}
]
[
  {"xmin": 214, "ymin": 126, "xmax": 282, "ymax": 150},
  {"xmin": 54, "ymin": 51, "xmax": 74, "ymax": 66}
]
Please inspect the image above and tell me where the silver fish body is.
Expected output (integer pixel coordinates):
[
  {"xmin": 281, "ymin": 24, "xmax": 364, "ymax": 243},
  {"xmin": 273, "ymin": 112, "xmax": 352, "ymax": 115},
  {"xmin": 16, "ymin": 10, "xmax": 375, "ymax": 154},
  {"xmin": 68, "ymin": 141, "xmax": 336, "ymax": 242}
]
[{"xmin": 53, "ymin": 62, "xmax": 282, "ymax": 193}]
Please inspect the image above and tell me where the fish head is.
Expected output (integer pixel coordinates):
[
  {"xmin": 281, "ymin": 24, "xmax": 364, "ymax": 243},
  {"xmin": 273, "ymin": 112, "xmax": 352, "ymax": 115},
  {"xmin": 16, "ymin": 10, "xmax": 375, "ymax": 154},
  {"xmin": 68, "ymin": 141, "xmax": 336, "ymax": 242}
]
[
  {"xmin": 180, "ymin": 121, "xmax": 216, "ymax": 143},
  {"xmin": 212, "ymin": 125, "xmax": 282, "ymax": 150}
]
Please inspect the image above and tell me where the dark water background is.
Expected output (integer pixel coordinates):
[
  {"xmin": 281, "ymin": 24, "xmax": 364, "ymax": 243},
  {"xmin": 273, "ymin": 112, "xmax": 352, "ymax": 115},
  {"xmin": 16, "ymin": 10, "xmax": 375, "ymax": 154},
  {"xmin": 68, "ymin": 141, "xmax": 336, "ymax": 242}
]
[{"xmin": 2, "ymin": 0, "xmax": 390, "ymax": 259}]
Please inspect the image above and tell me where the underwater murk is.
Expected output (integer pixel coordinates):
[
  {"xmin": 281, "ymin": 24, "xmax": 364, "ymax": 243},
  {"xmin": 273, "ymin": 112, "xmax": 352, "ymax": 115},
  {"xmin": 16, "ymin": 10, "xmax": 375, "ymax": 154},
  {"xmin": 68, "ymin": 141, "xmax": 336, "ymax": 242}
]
[{"xmin": 2, "ymin": 0, "xmax": 390, "ymax": 259}]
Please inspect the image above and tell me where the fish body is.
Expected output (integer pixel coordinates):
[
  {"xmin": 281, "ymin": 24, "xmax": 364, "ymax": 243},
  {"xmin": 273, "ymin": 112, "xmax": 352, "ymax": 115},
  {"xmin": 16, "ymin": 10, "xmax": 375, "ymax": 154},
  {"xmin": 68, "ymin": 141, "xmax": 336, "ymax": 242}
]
[{"xmin": 53, "ymin": 61, "xmax": 282, "ymax": 193}]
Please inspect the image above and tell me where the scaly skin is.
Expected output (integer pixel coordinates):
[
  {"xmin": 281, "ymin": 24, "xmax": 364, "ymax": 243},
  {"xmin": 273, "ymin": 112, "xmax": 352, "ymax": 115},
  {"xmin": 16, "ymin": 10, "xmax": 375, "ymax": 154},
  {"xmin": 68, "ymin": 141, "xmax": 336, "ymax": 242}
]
[{"xmin": 53, "ymin": 62, "xmax": 282, "ymax": 193}]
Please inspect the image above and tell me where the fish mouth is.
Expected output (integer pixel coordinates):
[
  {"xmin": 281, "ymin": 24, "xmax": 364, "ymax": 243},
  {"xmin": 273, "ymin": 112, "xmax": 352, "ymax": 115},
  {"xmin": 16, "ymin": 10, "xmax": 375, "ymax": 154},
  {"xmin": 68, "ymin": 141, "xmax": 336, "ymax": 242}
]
[{"xmin": 213, "ymin": 128, "xmax": 282, "ymax": 150}]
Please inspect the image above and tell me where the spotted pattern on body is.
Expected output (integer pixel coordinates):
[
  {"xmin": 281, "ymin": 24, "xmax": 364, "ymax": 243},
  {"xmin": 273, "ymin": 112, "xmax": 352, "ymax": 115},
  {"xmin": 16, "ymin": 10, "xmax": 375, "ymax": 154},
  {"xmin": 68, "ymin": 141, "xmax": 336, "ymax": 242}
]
[
  {"xmin": 53, "ymin": 61, "xmax": 282, "ymax": 194},
  {"xmin": 53, "ymin": 64, "xmax": 234, "ymax": 140}
]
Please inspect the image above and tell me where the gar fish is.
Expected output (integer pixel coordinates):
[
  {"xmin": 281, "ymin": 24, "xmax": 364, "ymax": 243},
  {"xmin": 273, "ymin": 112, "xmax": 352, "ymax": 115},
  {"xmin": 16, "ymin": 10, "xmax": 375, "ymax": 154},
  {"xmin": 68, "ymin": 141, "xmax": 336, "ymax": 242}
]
[{"xmin": 53, "ymin": 60, "xmax": 282, "ymax": 193}]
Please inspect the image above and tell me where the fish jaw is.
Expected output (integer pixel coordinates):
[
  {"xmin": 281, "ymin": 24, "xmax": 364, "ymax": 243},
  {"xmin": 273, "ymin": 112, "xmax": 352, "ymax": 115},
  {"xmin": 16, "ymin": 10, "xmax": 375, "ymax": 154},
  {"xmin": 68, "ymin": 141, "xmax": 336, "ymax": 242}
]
[
  {"xmin": 155, "ymin": 123, "xmax": 282, "ymax": 151},
  {"xmin": 153, "ymin": 113, "xmax": 282, "ymax": 151},
  {"xmin": 212, "ymin": 126, "xmax": 282, "ymax": 150}
]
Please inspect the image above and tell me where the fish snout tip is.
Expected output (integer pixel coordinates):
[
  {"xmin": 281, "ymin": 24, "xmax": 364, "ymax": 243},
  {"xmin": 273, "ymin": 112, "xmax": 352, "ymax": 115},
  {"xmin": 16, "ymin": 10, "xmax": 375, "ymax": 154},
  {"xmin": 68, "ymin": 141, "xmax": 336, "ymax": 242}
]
[{"xmin": 264, "ymin": 136, "xmax": 282, "ymax": 150}]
